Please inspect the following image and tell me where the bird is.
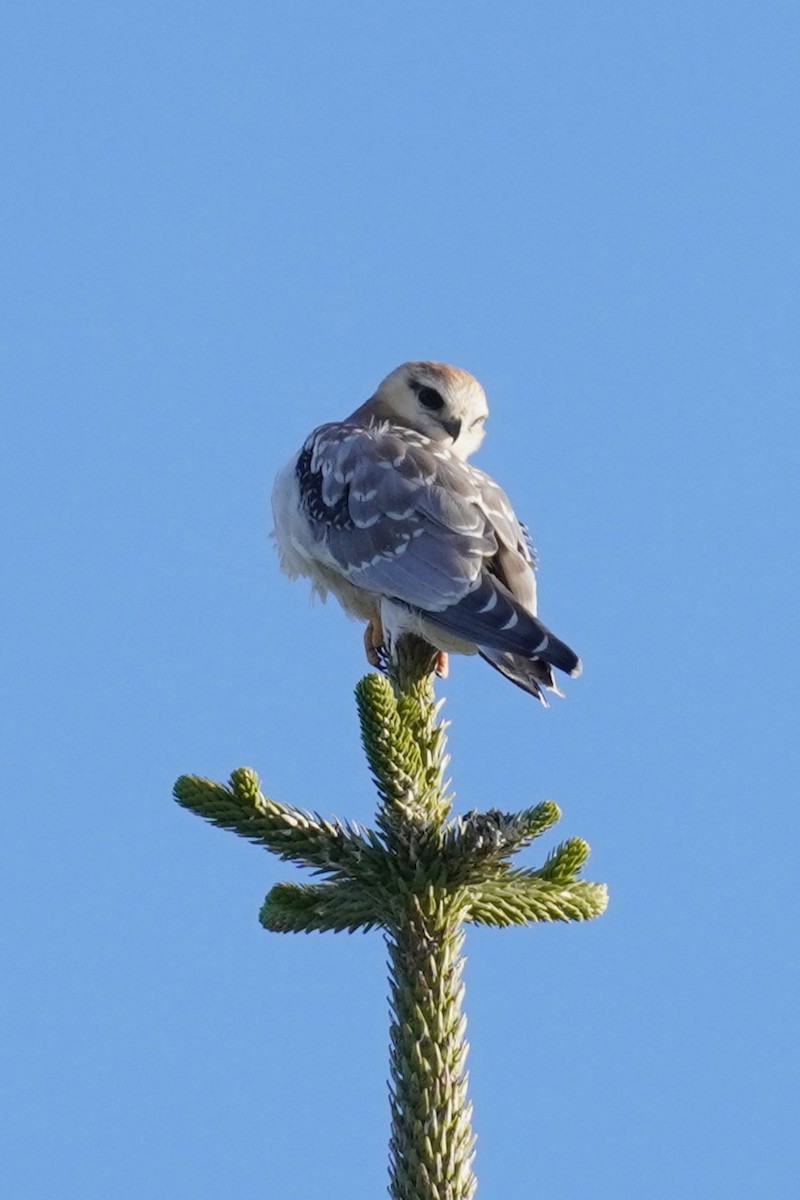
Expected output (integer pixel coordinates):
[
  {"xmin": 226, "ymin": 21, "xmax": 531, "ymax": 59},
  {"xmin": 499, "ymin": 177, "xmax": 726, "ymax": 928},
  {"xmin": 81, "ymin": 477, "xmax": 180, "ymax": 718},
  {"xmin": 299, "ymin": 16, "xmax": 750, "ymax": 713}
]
[{"xmin": 271, "ymin": 361, "xmax": 581, "ymax": 703}]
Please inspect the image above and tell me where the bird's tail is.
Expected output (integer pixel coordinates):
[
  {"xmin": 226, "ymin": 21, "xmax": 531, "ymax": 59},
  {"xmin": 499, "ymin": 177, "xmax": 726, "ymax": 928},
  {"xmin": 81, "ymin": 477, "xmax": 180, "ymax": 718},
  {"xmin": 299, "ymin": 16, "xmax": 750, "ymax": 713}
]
[{"xmin": 418, "ymin": 574, "xmax": 582, "ymax": 702}]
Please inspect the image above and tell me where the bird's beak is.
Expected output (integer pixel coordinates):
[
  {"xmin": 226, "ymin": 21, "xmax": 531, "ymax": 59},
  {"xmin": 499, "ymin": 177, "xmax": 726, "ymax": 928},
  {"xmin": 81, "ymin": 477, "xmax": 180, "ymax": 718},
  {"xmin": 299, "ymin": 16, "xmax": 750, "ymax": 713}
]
[{"xmin": 442, "ymin": 417, "xmax": 462, "ymax": 442}]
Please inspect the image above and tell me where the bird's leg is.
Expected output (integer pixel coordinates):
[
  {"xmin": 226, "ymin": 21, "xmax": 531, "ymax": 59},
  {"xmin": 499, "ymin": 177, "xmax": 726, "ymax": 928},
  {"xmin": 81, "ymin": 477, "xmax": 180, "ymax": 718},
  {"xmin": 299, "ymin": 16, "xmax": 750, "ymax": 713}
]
[
  {"xmin": 363, "ymin": 615, "xmax": 385, "ymax": 667},
  {"xmin": 366, "ymin": 616, "xmax": 446, "ymax": 678}
]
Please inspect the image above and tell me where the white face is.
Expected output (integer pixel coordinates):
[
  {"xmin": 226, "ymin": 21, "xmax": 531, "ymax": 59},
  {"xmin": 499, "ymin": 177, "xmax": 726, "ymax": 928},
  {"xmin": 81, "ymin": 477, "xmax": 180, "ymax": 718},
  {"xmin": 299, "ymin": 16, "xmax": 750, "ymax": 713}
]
[{"xmin": 373, "ymin": 361, "xmax": 490, "ymax": 460}]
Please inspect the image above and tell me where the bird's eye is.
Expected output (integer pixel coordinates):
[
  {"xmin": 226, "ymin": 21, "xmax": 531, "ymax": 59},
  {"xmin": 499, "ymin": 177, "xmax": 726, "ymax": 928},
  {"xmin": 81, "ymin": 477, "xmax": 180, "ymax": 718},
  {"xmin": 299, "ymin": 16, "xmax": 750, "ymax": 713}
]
[{"xmin": 417, "ymin": 386, "xmax": 444, "ymax": 411}]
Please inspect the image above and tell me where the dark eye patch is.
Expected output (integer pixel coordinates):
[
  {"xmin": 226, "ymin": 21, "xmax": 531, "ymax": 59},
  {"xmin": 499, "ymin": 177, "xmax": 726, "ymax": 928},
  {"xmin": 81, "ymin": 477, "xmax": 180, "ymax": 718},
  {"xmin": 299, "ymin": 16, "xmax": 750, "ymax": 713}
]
[{"xmin": 417, "ymin": 385, "xmax": 444, "ymax": 411}]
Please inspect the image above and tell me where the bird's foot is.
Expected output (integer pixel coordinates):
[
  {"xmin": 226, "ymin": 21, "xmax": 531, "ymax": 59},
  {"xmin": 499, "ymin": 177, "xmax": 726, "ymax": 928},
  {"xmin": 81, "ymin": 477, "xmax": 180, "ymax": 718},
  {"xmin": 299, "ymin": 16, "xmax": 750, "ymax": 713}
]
[
  {"xmin": 434, "ymin": 651, "xmax": 449, "ymax": 678},
  {"xmin": 363, "ymin": 617, "xmax": 386, "ymax": 668}
]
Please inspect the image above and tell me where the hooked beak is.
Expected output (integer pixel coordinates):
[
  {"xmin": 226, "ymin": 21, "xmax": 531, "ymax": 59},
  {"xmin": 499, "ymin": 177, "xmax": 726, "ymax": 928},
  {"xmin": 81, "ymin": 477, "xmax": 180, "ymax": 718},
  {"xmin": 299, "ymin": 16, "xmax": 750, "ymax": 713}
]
[{"xmin": 441, "ymin": 416, "xmax": 462, "ymax": 442}]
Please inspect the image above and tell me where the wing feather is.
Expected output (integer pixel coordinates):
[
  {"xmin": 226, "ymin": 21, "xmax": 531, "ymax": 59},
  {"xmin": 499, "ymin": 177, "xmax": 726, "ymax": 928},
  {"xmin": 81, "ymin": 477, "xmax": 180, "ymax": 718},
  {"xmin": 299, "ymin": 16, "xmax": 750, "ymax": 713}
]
[{"xmin": 297, "ymin": 422, "xmax": 500, "ymax": 613}]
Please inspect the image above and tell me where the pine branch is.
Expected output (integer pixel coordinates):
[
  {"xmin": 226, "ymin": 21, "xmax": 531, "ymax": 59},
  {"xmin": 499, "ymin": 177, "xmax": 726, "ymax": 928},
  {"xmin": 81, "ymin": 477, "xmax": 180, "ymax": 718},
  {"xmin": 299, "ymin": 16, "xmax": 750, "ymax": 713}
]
[
  {"xmin": 173, "ymin": 768, "xmax": 390, "ymax": 884},
  {"xmin": 465, "ymin": 873, "xmax": 609, "ymax": 926},
  {"xmin": 260, "ymin": 881, "xmax": 384, "ymax": 934},
  {"xmin": 434, "ymin": 800, "xmax": 562, "ymax": 884},
  {"xmin": 533, "ymin": 836, "xmax": 592, "ymax": 882}
]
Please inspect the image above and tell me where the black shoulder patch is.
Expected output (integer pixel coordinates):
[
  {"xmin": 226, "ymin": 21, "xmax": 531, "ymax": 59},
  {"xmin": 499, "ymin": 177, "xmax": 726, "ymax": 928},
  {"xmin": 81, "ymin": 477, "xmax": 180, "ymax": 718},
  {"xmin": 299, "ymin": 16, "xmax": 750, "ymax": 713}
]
[{"xmin": 295, "ymin": 443, "xmax": 354, "ymax": 530}]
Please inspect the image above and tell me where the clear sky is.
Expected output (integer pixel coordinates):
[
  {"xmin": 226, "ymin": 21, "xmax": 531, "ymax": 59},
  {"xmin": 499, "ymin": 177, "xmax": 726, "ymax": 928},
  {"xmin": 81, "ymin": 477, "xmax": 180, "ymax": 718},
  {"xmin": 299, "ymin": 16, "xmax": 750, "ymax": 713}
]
[{"xmin": 3, "ymin": 3, "xmax": 798, "ymax": 1197}]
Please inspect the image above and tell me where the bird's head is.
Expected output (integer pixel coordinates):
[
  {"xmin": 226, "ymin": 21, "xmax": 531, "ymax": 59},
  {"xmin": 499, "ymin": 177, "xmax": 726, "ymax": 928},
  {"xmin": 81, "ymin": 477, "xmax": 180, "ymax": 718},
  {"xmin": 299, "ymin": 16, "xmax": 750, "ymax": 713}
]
[{"xmin": 364, "ymin": 361, "xmax": 489, "ymax": 460}]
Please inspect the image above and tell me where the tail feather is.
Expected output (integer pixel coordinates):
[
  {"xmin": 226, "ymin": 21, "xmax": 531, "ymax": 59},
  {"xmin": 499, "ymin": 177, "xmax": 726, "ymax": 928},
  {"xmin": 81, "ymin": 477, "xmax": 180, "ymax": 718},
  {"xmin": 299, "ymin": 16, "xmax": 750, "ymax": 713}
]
[
  {"xmin": 479, "ymin": 649, "xmax": 566, "ymax": 704},
  {"xmin": 422, "ymin": 574, "xmax": 582, "ymax": 681}
]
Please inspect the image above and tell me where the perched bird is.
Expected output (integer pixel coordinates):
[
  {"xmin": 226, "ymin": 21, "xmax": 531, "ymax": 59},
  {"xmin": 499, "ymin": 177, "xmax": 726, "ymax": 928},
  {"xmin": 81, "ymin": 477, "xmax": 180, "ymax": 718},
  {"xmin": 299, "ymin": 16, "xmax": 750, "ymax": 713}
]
[{"xmin": 271, "ymin": 362, "xmax": 581, "ymax": 702}]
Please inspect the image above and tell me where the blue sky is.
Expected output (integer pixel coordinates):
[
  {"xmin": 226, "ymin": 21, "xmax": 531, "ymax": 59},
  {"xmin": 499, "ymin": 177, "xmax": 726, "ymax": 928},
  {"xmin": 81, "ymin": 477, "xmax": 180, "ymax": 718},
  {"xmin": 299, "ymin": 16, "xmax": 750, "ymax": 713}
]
[{"xmin": 3, "ymin": 3, "xmax": 798, "ymax": 1196}]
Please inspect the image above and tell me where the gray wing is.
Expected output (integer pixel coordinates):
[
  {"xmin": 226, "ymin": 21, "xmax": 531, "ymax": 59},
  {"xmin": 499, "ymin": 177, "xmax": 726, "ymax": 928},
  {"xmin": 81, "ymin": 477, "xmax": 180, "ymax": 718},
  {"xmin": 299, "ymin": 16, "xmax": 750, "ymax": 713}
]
[{"xmin": 297, "ymin": 421, "xmax": 504, "ymax": 613}]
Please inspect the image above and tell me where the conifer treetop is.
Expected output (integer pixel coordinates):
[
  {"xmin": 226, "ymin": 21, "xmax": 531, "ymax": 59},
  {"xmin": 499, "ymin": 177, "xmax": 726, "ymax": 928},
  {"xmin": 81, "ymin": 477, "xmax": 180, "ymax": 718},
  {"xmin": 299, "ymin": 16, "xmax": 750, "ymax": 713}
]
[{"xmin": 174, "ymin": 637, "xmax": 606, "ymax": 1199}]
